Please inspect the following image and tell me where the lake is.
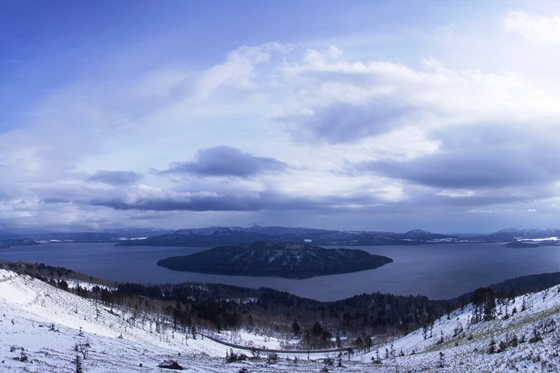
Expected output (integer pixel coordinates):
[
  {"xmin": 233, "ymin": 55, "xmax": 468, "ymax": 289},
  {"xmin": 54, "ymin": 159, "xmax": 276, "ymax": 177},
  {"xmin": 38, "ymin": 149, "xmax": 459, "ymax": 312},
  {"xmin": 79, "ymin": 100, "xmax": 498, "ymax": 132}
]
[{"xmin": 1, "ymin": 242, "xmax": 560, "ymax": 301}]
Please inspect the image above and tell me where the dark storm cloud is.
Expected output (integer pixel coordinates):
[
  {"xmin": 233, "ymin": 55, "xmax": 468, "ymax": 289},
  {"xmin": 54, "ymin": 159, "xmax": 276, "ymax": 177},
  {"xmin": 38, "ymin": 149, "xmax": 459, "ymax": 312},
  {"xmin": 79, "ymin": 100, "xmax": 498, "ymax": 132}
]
[
  {"xmin": 366, "ymin": 152, "xmax": 525, "ymax": 189},
  {"xmin": 282, "ymin": 100, "xmax": 415, "ymax": 144},
  {"xmin": 360, "ymin": 126, "xmax": 560, "ymax": 190},
  {"xmin": 163, "ymin": 146, "xmax": 287, "ymax": 177},
  {"xmin": 86, "ymin": 171, "xmax": 143, "ymax": 186},
  {"xmin": 91, "ymin": 195, "xmax": 265, "ymax": 212},
  {"xmin": 89, "ymin": 190, "xmax": 378, "ymax": 213}
]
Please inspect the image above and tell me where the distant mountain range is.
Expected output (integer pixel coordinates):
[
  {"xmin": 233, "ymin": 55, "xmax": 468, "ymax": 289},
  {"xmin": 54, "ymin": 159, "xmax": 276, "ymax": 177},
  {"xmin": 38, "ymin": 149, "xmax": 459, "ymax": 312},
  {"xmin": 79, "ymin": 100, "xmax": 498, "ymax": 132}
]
[
  {"xmin": 116, "ymin": 225, "xmax": 461, "ymax": 247},
  {"xmin": 156, "ymin": 241, "xmax": 393, "ymax": 279},
  {"xmin": 470, "ymin": 228, "xmax": 560, "ymax": 247},
  {"xmin": 471, "ymin": 228, "xmax": 560, "ymax": 241},
  {"xmin": 0, "ymin": 238, "xmax": 39, "ymax": 248},
  {"xmin": 3, "ymin": 225, "xmax": 560, "ymax": 247},
  {"xmin": 0, "ymin": 228, "xmax": 174, "ymax": 244}
]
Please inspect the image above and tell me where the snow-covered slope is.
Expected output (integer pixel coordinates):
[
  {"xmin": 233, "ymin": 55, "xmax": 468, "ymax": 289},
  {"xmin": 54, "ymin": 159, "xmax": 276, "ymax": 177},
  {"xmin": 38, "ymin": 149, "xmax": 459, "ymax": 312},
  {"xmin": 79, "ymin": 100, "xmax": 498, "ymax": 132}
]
[
  {"xmin": 368, "ymin": 285, "xmax": 560, "ymax": 372},
  {"xmin": 0, "ymin": 269, "xmax": 367, "ymax": 372},
  {"xmin": 0, "ymin": 269, "xmax": 229, "ymax": 372},
  {"xmin": 3, "ymin": 267, "xmax": 560, "ymax": 372}
]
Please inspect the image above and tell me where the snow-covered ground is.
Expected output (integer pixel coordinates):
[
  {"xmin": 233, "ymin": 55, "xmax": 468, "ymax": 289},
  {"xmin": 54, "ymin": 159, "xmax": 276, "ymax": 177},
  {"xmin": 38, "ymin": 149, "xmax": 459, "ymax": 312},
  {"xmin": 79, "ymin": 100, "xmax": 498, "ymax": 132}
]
[
  {"xmin": 0, "ymin": 269, "xmax": 372, "ymax": 372},
  {"xmin": 0, "ymin": 269, "xmax": 227, "ymax": 372},
  {"xmin": 366, "ymin": 284, "xmax": 560, "ymax": 372},
  {"xmin": 3, "ymin": 268, "xmax": 560, "ymax": 372}
]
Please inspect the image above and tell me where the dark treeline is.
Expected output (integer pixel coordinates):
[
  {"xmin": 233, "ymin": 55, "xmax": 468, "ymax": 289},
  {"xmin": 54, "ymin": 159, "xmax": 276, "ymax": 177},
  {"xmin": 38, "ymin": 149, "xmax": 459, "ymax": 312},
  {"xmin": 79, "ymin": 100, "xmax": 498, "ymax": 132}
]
[
  {"xmin": 487, "ymin": 272, "xmax": 560, "ymax": 297},
  {"xmin": 113, "ymin": 281, "xmax": 447, "ymax": 348},
  {"xmin": 4, "ymin": 260, "xmax": 560, "ymax": 351},
  {"xmin": 453, "ymin": 272, "xmax": 560, "ymax": 308}
]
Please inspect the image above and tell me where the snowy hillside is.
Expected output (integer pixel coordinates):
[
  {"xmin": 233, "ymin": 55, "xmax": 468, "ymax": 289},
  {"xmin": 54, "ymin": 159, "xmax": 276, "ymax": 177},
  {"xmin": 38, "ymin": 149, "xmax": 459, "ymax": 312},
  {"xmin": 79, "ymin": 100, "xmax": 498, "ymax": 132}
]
[
  {"xmin": 0, "ymin": 269, "xmax": 369, "ymax": 372},
  {"xmin": 368, "ymin": 285, "xmax": 560, "ymax": 372},
  {"xmin": 0, "ymin": 268, "xmax": 229, "ymax": 372},
  {"xmin": 3, "ymin": 268, "xmax": 560, "ymax": 372}
]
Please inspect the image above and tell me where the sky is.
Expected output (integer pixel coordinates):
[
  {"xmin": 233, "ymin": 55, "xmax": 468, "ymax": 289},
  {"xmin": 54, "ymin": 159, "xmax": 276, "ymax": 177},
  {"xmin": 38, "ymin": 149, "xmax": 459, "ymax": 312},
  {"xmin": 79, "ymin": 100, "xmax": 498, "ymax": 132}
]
[{"xmin": 1, "ymin": 1, "xmax": 560, "ymax": 233}]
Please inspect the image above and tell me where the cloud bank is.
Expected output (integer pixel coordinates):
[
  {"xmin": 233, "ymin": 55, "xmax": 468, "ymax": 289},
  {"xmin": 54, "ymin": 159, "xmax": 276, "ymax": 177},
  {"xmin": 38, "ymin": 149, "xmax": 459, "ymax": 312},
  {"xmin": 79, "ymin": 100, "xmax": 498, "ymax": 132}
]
[{"xmin": 2, "ymin": 3, "xmax": 560, "ymax": 233}]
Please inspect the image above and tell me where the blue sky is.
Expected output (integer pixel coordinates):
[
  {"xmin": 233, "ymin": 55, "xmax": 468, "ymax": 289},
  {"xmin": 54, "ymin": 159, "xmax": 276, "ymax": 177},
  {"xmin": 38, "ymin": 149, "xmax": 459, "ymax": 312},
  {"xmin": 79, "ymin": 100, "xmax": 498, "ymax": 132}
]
[{"xmin": 1, "ymin": 1, "xmax": 560, "ymax": 233}]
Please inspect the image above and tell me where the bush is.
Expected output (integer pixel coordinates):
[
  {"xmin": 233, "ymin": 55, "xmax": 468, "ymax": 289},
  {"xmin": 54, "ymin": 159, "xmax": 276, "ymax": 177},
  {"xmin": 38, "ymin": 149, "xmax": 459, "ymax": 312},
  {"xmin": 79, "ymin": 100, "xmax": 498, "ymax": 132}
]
[
  {"xmin": 267, "ymin": 353, "xmax": 279, "ymax": 364},
  {"xmin": 323, "ymin": 356, "xmax": 334, "ymax": 366},
  {"xmin": 158, "ymin": 360, "xmax": 184, "ymax": 370},
  {"xmin": 226, "ymin": 349, "xmax": 248, "ymax": 363},
  {"xmin": 13, "ymin": 351, "xmax": 28, "ymax": 363}
]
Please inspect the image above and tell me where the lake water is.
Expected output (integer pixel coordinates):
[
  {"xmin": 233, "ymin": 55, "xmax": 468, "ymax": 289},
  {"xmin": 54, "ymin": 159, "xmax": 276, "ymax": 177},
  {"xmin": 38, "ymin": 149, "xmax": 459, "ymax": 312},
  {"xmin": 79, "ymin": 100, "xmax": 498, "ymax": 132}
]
[{"xmin": 1, "ymin": 242, "xmax": 560, "ymax": 301}]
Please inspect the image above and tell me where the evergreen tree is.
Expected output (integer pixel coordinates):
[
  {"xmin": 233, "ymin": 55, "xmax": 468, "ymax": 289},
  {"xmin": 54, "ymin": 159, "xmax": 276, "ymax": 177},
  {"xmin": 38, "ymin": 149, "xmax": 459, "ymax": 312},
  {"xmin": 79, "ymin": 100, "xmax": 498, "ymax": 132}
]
[
  {"xmin": 74, "ymin": 354, "xmax": 83, "ymax": 373},
  {"xmin": 292, "ymin": 319, "xmax": 301, "ymax": 338}
]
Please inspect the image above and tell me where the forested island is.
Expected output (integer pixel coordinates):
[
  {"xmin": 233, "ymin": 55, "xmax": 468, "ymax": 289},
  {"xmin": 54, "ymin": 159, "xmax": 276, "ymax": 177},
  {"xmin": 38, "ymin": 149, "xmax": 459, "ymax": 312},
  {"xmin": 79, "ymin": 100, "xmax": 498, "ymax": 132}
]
[{"xmin": 156, "ymin": 241, "xmax": 393, "ymax": 279}]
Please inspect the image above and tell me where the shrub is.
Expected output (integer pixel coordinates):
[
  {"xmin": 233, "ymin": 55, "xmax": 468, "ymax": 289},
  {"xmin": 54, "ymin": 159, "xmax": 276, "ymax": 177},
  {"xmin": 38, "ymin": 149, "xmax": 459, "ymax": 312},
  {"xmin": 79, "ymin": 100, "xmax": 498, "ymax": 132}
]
[
  {"xmin": 158, "ymin": 360, "xmax": 184, "ymax": 370},
  {"xmin": 226, "ymin": 349, "xmax": 248, "ymax": 363}
]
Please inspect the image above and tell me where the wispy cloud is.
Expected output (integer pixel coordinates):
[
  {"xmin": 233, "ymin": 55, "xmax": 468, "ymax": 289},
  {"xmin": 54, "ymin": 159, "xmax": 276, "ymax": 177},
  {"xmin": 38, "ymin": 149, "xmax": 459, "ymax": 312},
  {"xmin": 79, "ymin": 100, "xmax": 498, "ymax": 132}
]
[
  {"xmin": 196, "ymin": 43, "xmax": 285, "ymax": 100},
  {"xmin": 502, "ymin": 11, "xmax": 560, "ymax": 45}
]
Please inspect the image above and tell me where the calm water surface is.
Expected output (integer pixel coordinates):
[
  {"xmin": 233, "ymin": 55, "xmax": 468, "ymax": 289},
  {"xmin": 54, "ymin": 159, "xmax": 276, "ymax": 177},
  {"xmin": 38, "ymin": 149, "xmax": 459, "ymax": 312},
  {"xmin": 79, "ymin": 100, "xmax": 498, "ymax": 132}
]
[{"xmin": 2, "ymin": 242, "xmax": 560, "ymax": 301}]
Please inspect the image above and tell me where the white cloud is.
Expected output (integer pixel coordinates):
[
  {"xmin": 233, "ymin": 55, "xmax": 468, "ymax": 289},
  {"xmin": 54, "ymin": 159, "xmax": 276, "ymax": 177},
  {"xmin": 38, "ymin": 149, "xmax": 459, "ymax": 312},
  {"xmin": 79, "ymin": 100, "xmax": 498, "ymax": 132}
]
[
  {"xmin": 196, "ymin": 43, "xmax": 285, "ymax": 100},
  {"xmin": 2, "ymin": 32, "xmax": 560, "ymax": 231},
  {"xmin": 502, "ymin": 11, "xmax": 560, "ymax": 46},
  {"xmin": 279, "ymin": 48, "xmax": 560, "ymax": 145}
]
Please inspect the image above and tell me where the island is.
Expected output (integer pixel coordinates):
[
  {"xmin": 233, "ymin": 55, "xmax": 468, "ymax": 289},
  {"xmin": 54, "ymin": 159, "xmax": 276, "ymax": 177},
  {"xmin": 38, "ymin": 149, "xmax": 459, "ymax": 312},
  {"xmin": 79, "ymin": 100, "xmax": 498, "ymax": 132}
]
[{"xmin": 156, "ymin": 241, "xmax": 393, "ymax": 279}]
